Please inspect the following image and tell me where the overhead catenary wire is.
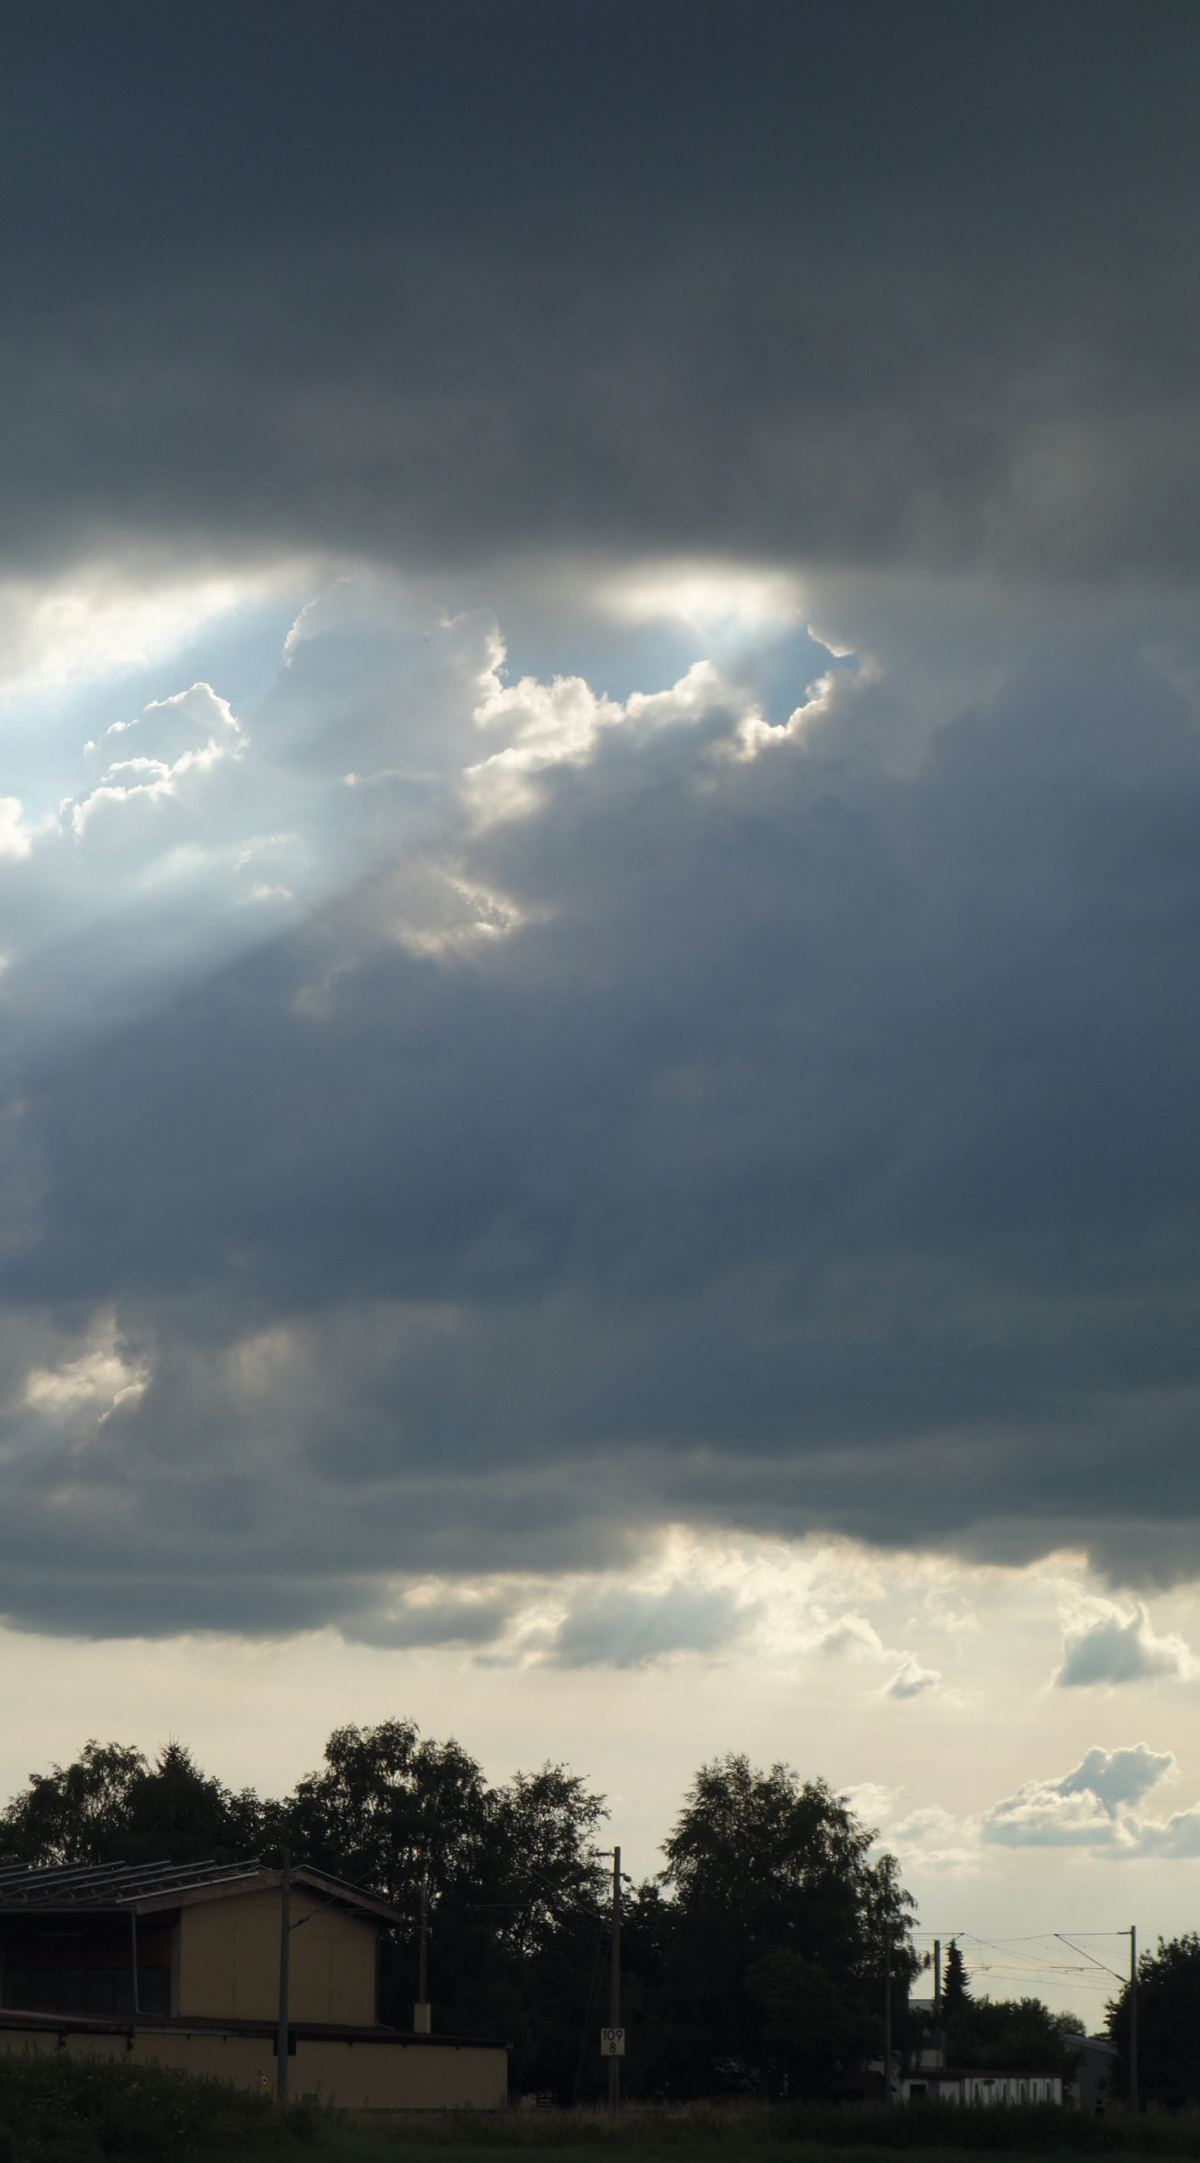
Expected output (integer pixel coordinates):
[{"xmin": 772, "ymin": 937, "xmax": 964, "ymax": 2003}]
[
  {"xmin": 903, "ymin": 1929, "xmax": 1134, "ymax": 2015},
  {"xmin": 1054, "ymin": 1934, "xmax": 1129, "ymax": 1986}
]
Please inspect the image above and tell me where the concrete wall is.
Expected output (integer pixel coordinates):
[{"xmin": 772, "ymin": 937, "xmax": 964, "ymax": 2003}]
[
  {"xmin": 0, "ymin": 2025, "xmax": 508, "ymax": 2111},
  {"xmin": 177, "ymin": 1889, "xmax": 376, "ymax": 2026}
]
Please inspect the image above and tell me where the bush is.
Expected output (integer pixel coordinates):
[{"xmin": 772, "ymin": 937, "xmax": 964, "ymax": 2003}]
[{"xmin": 0, "ymin": 2055, "xmax": 318, "ymax": 2163}]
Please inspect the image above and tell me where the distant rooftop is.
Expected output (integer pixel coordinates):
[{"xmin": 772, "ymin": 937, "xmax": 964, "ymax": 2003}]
[{"xmin": 0, "ymin": 1858, "xmax": 402, "ymax": 1924}]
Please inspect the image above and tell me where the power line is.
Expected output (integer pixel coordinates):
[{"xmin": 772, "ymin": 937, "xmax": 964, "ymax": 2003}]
[
  {"xmin": 1055, "ymin": 1934, "xmax": 1128, "ymax": 1986},
  {"xmin": 903, "ymin": 1928, "xmax": 1133, "ymax": 2013}
]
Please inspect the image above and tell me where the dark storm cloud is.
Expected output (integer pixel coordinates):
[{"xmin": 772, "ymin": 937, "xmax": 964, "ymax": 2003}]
[
  {"xmin": 0, "ymin": 0, "xmax": 1197, "ymax": 580},
  {"xmin": 5, "ymin": 612, "xmax": 1200, "ymax": 1635},
  {"xmin": 3, "ymin": 3, "xmax": 1200, "ymax": 1647}
]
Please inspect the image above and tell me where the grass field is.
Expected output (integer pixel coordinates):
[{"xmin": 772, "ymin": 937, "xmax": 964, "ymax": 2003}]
[
  {"xmin": 300, "ymin": 2108, "xmax": 1199, "ymax": 2159},
  {"xmin": 199, "ymin": 2132, "xmax": 1191, "ymax": 2163},
  {"xmin": 1, "ymin": 2064, "xmax": 1191, "ymax": 2163}
]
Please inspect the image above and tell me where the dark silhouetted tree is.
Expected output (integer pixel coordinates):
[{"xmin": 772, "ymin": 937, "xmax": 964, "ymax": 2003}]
[
  {"xmin": 935, "ymin": 1933, "xmax": 1081, "ymax": 2075},
  {"xmin": 0, "ymin": 1724, "xmax": 933, "ymax": 2105},
  {"xmin": 942, "ymin": 1938, "xmax": 970, "ymax": 2014},
  {"xmin": 0, "ymin": 1739, "xmax": 261, "ymax": 1866},
  {"xmin": 946, "ymin": 1991, "xmax": 1083, "ymax": 2078},
  {"xmin": 0, "ymin": 1741, "xmax": 146, "ymax": 1865},
  {"xmin": 621, "ymin": 1752, "xmax": 916, "ymax": 2097},
  {"xmin": 285, "ymin": 1717, "xmax": 491, "ymax": 1912},
  {"xmin": 281, "ymin": 1719, "xmax": 609, "ymax": 2094},
  {"xmin": 1108, "ymin": 1933, "xmax": 1200, "ymax": 2107}
]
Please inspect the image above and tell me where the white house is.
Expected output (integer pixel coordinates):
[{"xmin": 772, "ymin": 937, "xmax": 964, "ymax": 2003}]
[{"xmin": 901, "ymin": 2068, "xmax": 1062, "ymax": 2106}]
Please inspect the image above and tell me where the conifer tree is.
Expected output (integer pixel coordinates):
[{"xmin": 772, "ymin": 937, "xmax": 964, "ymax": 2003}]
[{"xmin": 942, "ymin": 1939, "xmax": 971, "ymax": 2013}]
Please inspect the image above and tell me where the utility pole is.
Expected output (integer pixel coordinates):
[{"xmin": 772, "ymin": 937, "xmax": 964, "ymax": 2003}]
[
  {"xmin": 933, "ymin": 1938, "xmax": 941, "ymax": 2063},
  {"xmin": 1130, "ymin": 1924, "xmax": 1138, "ymax": 2113},
  {"xmin": 277, "ymin": 1850, "xmax": 291, "ymax": 2103},
  {"xmin": 414, "ymin": 1880, "xmax": 431, "ymax": 2033},
  {"xmin": 883, "ymin": 1927, "xmax": 892, "ymax": 2104},
  {"xmin": 609, "ymin": 1846, "xmax": 622, "ymax": 2113}
]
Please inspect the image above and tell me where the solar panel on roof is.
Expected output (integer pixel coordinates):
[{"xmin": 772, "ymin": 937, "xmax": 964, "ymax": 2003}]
[
  {"xmin": 0, "ymin": 1859, "xmax": 264, "ymax": 1907},
  {"xmin": 0, "ymin": 1859, "xmax": 402, "ymax": 1922}
]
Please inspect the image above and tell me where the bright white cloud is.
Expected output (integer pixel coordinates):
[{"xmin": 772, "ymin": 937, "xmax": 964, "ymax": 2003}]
[
  {"xmin": 0, "ymin": 562, "xmax": 305, "ymax": 698},
  {"xmin": 596, "ymin": 559, "xmax": 806, "ymax": 635},
  {"xmin": 70, "ymin": 682, "xmax": 244, "ymax": 835},
  {"xmin": 0, "ymin": 798, "xmax": 34, "ymax": 861},
  {"xmin": 468, "ymin": 650, "xmax": 756, "ymax": 822},
  {"xmin": 23, "ymin": 1320, "xmax": 149, "ymax": 1425}
]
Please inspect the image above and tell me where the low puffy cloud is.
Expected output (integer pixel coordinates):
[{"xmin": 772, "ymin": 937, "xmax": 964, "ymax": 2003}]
[
  {"xmin": 544, "ymin": 1583, "xmax": 752, "ymax": 1669},
  {"xmin": 887, "ymin": 1804, "xmax": 980, "ymax": 1873},
  {"xmin": 816, "ymin": 1615, "xmax": 886, "ymax": 1661},
  {"xmin": 869, "ymin": 1745, "xmax": 1200, "ymax": 1872},
  {"xmin": 983, "ymin": 1745, "xmax": 1181, "ymax": 1853},
  {"xmin": 1057, "ymin": 1604, "xmax": 1196, "ymax": 1689},
  {"xmin": 343, "ymin": 1587, "xmax": 525, "ymax": 1652},
  {"xmin": 1056, "ymin": 1744, "xmax": 1174, "ymax": 1815},
  {"xmin": 887, "ymin": 1657, "xmax": 941, "ymax": 1702},
  {"xmin": 72, "ymin": 683, "xmax": 244, "ymax": 835}
]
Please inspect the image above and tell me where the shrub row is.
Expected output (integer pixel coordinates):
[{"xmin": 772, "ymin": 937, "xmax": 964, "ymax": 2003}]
[{"xmin": 0, "ymin": 2055, "xmax": 318, "ymax": 2163}]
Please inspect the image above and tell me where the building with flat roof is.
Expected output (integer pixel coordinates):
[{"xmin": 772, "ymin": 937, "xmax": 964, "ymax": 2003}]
[{"xmin": 0, "ymin": 1859, "xmax": 506, "ymax": 2111}]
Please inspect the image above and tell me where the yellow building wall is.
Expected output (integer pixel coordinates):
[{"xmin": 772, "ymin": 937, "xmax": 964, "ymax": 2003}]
[
  {"xmin": 286, "ymin": 2037, "xmax": 508, "ymax": 2110},
  {"xmin": 177, "ymin": 1889, "xmax": 376, "ymax": 2025},
  {"xmin": 0, "ymin": 2025, "xmax": 507, "ymax": 2111}
]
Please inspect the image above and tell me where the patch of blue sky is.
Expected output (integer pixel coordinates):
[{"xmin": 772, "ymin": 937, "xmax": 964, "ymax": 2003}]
[{"xmin": 0, "ymin": 583, "xmax": 314, "ymax": 820}]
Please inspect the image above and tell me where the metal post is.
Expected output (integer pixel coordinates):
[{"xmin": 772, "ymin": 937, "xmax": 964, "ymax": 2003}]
[
  {"xmin": 608, "ymin": 1845, "xmax": 621, "ymax": 2113},
  {"xmin": 884, "ymin": 1927, "xmax": 892, "ymax": 2104},
  {"xmin": 1130, "ymin": 1925, "xmax": 1138, "ymax": 2113},
  {"xmin": 130, "ymin": 1908, "xmax": 140, "ymax": 2017},
  {"xmin": 277, "ymin": 1849, "xmax": 291, "ymax": 2102},
  {"xmin": 414, "ymin": 1879, "xmax": 431, "ymax": 2032}
]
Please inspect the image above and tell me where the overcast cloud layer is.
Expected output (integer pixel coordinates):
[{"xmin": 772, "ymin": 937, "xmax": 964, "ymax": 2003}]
[
  {"xmin": 2, "ymin": 3, "xmax": 1200, "ymax": 1650},
  {"xmin": 0, "ymin": 2, "xmax": 1197, "ymax": 584}
]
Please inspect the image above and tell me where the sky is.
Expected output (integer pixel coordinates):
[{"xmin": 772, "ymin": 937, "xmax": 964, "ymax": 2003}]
[{"xmin": 2, "ymin": 0, "xmax": 1200, "ymax": 2024}]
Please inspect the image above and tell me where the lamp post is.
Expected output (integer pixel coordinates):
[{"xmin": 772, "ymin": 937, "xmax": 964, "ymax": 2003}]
[
  {"xmin": 883, "ymin": 1928, "xmax": 892, "ymax": 2105},
  {"xmin": 1129, "ymin": 1925, "xmax": 1138, "ymax": 2113},
  {"xmin": 608, "ymin": 1847, "xmax": 622, "ymax": 2113},
  {"xmin": 277, "ymin": 1851, "xmax": 291, "ymax": 2102},
  {"xmin": 414, "ymin": 1880, "xmax": 431, "ymax": 2033}
]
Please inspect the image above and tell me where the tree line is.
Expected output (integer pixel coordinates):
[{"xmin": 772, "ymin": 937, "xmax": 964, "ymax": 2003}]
[{"xmin": 0, "ymin": 1720, "xmax": 1079, "ymax": 2101}]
